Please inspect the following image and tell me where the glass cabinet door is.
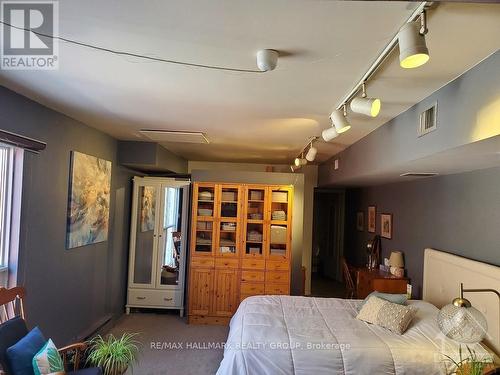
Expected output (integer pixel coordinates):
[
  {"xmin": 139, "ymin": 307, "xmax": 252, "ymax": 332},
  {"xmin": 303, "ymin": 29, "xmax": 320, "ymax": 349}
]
[
  {"xmin": 157, "ymin": 186, "xmax": 186, "ymax": 288},
  {"xmin": 243, "ymin": 187, "xmax": 266, "ymax": 257},
  {"xmin": 132, "ymin": 185, "xmax": 157, "ymax": 286},
  {"xmin": 268, "ymin": 187, "xmax": 290, "ymax": 259},
  {"xmin": 193, "ymin": 185, "xmax": 215, "ymax": 255},
  {"xmin": 217, "ymin": 186, "xmax": 240, "ymax": 257}
]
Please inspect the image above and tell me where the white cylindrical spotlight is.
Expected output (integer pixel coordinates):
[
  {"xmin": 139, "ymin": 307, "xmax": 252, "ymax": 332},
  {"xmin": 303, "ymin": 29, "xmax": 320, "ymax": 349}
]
[
  {"xmin": 350, "ymin": 97, "xmax": 381, "ymax": 117},
  {"xmin": 305, "ymin": 146, "xmax": 317, "ymax": 162},
  {"xmin": 330, "ymin": 110, "xmax": 351, "ymax": 134},
  {"xmin": 290, "ymin": 165, "xmax": 299, "ymax": 172},
  {"xmin": 294, "ymin": 157, "xmax": 306, "ymax": 167},
  {"xmin": 322, "ymin": 126, "xmax": 338, "ymax": 142},
  {"xmin": 398, "ymin": 22, "xmax": 429, "ymax": 69},
  {"xmin": 256, "ymin": 49, "xmax": 279, "ymax": 72}
]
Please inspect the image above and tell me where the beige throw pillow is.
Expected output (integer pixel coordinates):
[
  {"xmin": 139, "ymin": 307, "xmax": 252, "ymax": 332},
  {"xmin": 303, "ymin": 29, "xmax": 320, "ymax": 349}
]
[{"xmin": 356, "ymin": 295, "xmax": 417, "ymax": 334}]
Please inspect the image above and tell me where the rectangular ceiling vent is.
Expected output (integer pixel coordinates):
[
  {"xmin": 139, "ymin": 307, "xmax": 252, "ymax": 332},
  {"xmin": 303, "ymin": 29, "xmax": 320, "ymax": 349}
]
[
  {"xmin": 418, "ymin": 102, "xmax": 437, "ymax": 137},
  {"xmin": 140, "ymin": 130, "xmax": 209, "ymax": 144},
  {"xmin": 400, "ymin": 172, "xmax": 438, "ymax": 178}
]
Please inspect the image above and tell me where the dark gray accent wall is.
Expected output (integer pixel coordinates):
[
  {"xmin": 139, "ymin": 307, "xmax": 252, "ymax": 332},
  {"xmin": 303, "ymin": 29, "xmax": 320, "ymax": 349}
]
[
  {"xmin": 0, "ymin": 85, "xmax": 133, "ymax": 345},
  {"xmin": 345, "ymin": 166, "xmax": 500, "ymax": 298}
]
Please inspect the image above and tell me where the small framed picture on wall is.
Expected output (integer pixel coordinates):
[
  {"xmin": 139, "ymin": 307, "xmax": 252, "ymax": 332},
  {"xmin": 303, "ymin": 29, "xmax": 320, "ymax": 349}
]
[
  {"xmin": 381, "ymin": 213, "xmax": 393, "ymax": 239},
  {"xmin": 356, "ymin": 211, "xmax": 364, "ymax": 231},
  {"xmin": 368, "ymin": 206, "xmax": 376, "ymax": 233}
]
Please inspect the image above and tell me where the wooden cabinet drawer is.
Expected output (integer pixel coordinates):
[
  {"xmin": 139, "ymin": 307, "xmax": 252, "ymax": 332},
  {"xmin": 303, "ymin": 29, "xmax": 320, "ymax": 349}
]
[
  {"xmin": 241, "ymin": 259, "xmax": 265, "ymax": 270},
  {"xmin": 265, "ymin": 271, "xmax": 289, "ymax": 284},
  {"xmin": 128, "ymin": 289, "xmax": 180, "ymax": 307},
  {"xmin": 191, "ymin": 257, "xmax": 214, "ymax": 268},
  {"xmin": 241, "ymin": 270, "xmax": 265, "ymax": 282},
  {"xmin": 265, "ymin": 283, "xmax": 290, "ymax": 295},
  {"xmin": 266, "ymin": 260, "xmax": 289, "ymax": 271},
  {"xmin": 215, "ymin": 258, "xmax": 239, "ymax": 269},
  {"xmin": 240, "ymin": 282, "xmax": 265, "ymax": 295}
]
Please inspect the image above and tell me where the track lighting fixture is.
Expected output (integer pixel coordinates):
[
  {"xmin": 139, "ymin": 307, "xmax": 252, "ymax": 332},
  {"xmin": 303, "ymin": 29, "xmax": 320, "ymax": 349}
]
[
  {"xmin": 294, "ymin": 155, "xmax": 307, "ymax": 167},
  {"xmin": 305, "ymin": 142, "xmax": 317, "ymax": 162},
  {"xmin": 350, "ymin": 83, "xmax": 381, "ymax": 117},
  {"xmin": 322, "ymin": 126, "xmax": 338, "ymax": 142},
  {"xmin": 398, "ymin": 11, "xmax": 430, "ymax": 69},
  {"xmin": 330, "ymin": 106, "xmax": 351, "ymax": 134},
  {"xmin": 290, "ymin": 165, "xmax": 299, "ymax": 172}
]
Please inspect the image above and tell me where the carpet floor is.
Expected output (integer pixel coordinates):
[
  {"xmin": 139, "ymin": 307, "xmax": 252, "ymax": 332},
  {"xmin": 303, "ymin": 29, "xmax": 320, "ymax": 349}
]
[{"xmin": 108, "ymin": 311, "xmax": 228, "ymax": 375}]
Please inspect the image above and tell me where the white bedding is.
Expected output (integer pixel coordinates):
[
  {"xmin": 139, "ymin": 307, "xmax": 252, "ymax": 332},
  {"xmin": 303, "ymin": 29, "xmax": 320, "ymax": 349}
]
[{"xmin": 217, "ymin": 295, "xmax": 490, "ymax": 375}]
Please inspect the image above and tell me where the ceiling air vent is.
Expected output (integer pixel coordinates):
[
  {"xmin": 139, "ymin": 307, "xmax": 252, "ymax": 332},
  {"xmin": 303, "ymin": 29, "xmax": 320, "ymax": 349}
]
[
  {"xmin": 418, "ymin": 102, "xmax": 437, "ymax": 137},
  {"xmin": 400, "ymin": 172, "xmax": 438, "ymax": 178},
  {"xmin": 140, "ymin": 130, "xmax": 209, "ymax": 144}
]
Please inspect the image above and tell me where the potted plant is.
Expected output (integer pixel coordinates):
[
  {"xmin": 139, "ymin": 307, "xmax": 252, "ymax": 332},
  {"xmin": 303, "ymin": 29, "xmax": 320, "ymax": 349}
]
[
  {"xmin": 443, "ymin": 346, "xmax": 494, "ymax": 375},
  {"xmin": 86, "ymin": 333, "xmax": 139, "ymax": 375}
]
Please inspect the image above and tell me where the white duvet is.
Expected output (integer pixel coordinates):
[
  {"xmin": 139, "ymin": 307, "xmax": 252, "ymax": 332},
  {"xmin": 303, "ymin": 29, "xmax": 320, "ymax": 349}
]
[{"xmin": 216, "ymin": 296, "xmax": 490, "ymax": 375}]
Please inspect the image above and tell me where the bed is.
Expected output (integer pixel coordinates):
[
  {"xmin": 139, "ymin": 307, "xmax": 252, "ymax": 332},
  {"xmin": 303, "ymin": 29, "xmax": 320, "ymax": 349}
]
[{"xmin": 217, "ymin": 249, "xmax": 499, "ymax": 375}]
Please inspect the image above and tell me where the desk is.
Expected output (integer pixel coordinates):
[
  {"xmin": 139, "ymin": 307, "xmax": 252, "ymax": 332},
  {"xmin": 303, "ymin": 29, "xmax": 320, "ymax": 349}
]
[{"xmin": 356, "ymin": 268, "xmax": 409, "ymax": 299}]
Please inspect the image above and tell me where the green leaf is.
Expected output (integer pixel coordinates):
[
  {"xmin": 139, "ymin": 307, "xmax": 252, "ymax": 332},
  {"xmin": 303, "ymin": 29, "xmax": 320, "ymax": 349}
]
[{"xmin": 47, "ymin": 347, "xmax": 64, "ymax": 371}]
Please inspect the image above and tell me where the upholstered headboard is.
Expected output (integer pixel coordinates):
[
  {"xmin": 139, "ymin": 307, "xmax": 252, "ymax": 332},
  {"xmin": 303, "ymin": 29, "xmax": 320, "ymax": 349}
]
[{"xmin": 423, "ymin": 248, "xmax": 500, "ymax": 355}]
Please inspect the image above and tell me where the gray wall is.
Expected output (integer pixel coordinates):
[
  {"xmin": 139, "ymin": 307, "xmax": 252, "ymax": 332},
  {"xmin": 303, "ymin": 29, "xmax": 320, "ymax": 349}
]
[
  {"xmin": 119, "ymin": 141, "xmax": 188, "ymax": 173},
  {"xmin": 191, "ymin": 169, "xmax": 305, "ymax": 295},
  {"xmin": 0, "ymin": 85, "xmax": 133, "ymax": 345},
  {"xmin": 345, "ymin": 166, "xmax": 500, "ymax": 298},
  {"xmin": 319, "ymin": 50, "xmax": 500, "ymax": 187}
]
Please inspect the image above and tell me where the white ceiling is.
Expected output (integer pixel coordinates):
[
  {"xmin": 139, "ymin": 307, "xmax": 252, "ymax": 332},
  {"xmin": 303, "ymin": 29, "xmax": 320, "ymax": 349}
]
[{"xmin": 1, "ymin": 1, "xmax": 499, "ymax": 164}]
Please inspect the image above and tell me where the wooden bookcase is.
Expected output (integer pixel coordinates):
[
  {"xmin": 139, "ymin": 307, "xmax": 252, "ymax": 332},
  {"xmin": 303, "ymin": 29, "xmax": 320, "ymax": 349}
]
[{"xmin": 188, "ymin": 182, "xmax": 293, "ymax": 324}]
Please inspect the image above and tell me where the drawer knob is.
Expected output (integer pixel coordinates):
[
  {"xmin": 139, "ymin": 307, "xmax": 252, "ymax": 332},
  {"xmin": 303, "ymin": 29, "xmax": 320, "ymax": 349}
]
[
  {"xmin": 136, "ymin": 296, "xmax": 146, "ymax": 300},
  {"xmin": 164, "ymin": 297, "xmax": 173, "ymax": 301}
]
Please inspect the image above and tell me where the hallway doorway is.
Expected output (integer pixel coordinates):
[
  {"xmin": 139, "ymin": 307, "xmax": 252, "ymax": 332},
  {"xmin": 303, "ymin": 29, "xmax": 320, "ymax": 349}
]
[{"xmin": 311, "ymin": 189, "xmax": 346, "ymax": 298}]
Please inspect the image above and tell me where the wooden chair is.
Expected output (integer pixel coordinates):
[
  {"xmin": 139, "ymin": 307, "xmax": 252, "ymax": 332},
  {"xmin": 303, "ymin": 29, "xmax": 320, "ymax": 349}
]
[
  {"xmin": 341, "ymin": 258, "xmax": 356, "ymax": 299},
  {"xmin": 0, "ymin": 287, "xmax": 101, "ymax": 374}
]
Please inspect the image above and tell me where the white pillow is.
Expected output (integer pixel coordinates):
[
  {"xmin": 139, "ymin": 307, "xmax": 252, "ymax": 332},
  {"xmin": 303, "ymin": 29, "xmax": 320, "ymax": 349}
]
[{"xmin": 356, "ymin": 295, "xmax": 417, "ymax": 334}]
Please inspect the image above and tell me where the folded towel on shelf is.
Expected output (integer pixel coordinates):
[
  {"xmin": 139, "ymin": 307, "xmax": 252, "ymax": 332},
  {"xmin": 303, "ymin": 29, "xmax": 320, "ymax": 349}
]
[{"xmin": 272, "ymin": 210, "xmax": 286, "ymax": 220}]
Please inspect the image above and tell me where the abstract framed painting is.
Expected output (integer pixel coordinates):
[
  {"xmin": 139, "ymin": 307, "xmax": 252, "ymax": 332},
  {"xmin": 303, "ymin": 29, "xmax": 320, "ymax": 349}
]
[
  {"xmin": 67, "ymin": 151, "xmax": 112, "ymax": 249},
  {"xmin": 381, "ymin": 213, "xmax": 393, "ymax": 239},
  {"xmin": 356, "ymin": 211, "xmax": 364, "ymax": 231}
]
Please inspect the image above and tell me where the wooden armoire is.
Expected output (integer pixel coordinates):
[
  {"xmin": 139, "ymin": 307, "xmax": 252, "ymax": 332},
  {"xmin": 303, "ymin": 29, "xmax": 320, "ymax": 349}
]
[{"xmin": 187, "ymin": 182, "xmax": 293, "ymax": 324}]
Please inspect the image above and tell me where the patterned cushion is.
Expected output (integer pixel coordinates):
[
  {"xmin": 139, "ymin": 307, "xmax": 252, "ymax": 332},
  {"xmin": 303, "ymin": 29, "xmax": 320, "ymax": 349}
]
[
  {"xmin": 32, "ymin": 339, "xmax": 65, "ymax": 375},
  {"xmin": 361, "ymin": 291, "xmax": 407, "ymax": 307},
  {"xmin": 356, "ymin": 295, "xmax": 417, "ymax": 334}
]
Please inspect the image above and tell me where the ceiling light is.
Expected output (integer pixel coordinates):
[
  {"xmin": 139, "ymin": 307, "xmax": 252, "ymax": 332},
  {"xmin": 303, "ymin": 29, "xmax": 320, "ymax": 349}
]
[
  {"xmin": 398, "ymin": 12, "xmax": 429, "ymax": 69},
  {"xmin": 290, "ymin": 165, "xmax": 299, "ymax": 172},
  {"xmin": 350, "ymin": 83, "xmax": 381, "ymax": 117},
  {"xmin": 330, "ymin": 108, "xmax": 351, "ymax": 134},
  {"xmin": 322, "ymin": 126, "xmax": 338, "ymax": 142},
  {"xmin": 305, "ymin": 145, "xmax": 317, "ymax": 162},
  {"xmin": 294, "ymin": 157, "xmax": 307, "ymax": 167},
  {"xmin": 256, "ymin": 49, "xmax": 279, "ymax": 72}
]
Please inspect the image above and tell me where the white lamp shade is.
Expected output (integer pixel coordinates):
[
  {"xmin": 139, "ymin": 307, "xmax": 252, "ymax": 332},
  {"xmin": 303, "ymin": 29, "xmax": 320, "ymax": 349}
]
[
  {"xmin": 350, "ymin": 97, "xmax": 381, "ymax": 117},
  {"xmin": 256, "ymin": 49, "xmax": 279, "ymax": 71},
  {"xmin": 305, "ymin": 146, "xmax": 317, "ymax": 162},
  {"xmin": 438, "ymin": 304, "xmax": 488, "ymax": 343},
  {"xmin": 330, "ymin": 110, "xmax": 351, "ymax": 133},
  {"xmin": 398, "ymin": 22, "xmax": 429, "ymax": 69},
  {"xmin": 322, "ymin": 126, "xmax": 338, "ymax": 142},
  {"xmin": 389, "ymin": 251, "xmax": 404, "ymax": 268}
]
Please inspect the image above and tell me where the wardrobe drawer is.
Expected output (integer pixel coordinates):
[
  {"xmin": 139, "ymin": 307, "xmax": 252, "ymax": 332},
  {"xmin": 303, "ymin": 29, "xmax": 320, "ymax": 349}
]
[
  {"xmin": 215, "ymin": 258, "xmax": 239, "ymax": 269},
  {"xmin": 191, "ymin": 257, "xmax": 214, "ymax": 268},
  {"xmin": 241, "ymin": 270, "xmax": 265, "ymax": 282},
  {"xmin": 128, "ymin": 289, "xmax": 180, "ymax": 307},
  {"xmin": 240, "ymin": 282, "xmax": 265, "ymax": 295},
  {"xmin": 241, "ymin": 259, "xmax": 265, "ymax": 270},
  {"xmin": 265, "ymin": 283, "xmax": 290, "ymax": 295},
  {"xmin": 265, "ymin": 271, "xmax": 290, "ymax": 284},
  {"xmin": 266, "ymin": 260, "xmax": 289, "ymax": 271}
]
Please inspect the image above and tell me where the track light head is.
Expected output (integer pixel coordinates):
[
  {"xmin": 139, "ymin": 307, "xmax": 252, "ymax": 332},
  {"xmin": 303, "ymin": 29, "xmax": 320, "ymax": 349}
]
[
  {"xmin": 322, "ymin": 126, "xmax": 338, "ymax": 142},
  {"xmin": 398, "ymin": 21, "xmax": 429, "ymax": 69},
  {"xmin": 256, "ymin": 49, "xmax": 279, "ymax": 72},
  {"xmin": 290, "ymin": 165, "xmax": 299, "ymax": 172},
  {"xmin": 350, "ymin": 97, "xmax": 381, "ymax": 117},
  {"xmin": 294, "ymin": 157, "xmax": 307, "ymax": 167},
  {"xmin": 330, "ymin": 109, "xmax": 351, "ymax": 134},
  {"xmin": 305, "ymin": 146, "xmax": 317, "ymax": 162}
]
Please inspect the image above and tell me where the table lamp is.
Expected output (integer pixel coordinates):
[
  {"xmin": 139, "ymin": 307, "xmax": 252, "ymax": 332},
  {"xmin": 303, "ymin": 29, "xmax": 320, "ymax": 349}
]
[
  {"xmin": 438, "ymin": 283, "xmax": 500, "ymax": 343},
  {"xmin": 389, "ymin": 251, "xmax": 404, "ymax": 277}
]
